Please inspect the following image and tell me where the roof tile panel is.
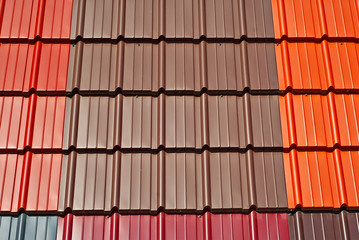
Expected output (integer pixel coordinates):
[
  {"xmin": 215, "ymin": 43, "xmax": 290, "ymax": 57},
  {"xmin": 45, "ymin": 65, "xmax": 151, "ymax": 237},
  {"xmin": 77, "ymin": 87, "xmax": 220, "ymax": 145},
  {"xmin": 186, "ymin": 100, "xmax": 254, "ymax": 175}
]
[
  {"xmin": 58, "ymin": 151, "xmax": 287, "ymax": 213},
  {"xmin": 70, "ymin": 0, "xmax": 275, "ymax": 39},
  {"xmin": 0, "ymin": 0, "xmax": 73, "ymax": 39},
  {"xmin": 0, "ymin": 153, "xmax": 62, "ymax": 213}
]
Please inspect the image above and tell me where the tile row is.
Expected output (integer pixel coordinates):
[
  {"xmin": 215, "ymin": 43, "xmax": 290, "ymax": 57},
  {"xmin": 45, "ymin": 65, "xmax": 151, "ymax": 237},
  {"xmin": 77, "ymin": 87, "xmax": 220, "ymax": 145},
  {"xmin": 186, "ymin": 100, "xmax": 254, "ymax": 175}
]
[
  {"xmin": 2, "ymin": 94, "xmax": 359, "ymax": 151},
  {"xmin": 1, "ymin": 150, "xmax": 359, "ymax": 213},
  {"xmin": 1, "ymin": 0, "xmax": 358, "ymax": 40},
  {"xmin": 1, "ymin": 42, "xmax": 359, "ymax": 94},
  {"xmin": 1, "ymin": 211, "xmax": 359, "ymax": 239}
]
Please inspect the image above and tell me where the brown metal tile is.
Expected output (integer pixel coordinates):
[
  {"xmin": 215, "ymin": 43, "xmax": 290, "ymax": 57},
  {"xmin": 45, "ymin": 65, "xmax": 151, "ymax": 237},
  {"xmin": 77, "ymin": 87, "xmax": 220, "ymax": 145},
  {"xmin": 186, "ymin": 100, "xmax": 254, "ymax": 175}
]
[
  {"xmin": 288, "ymin": 211, "xmax": 359, "ymax": 240},
  {"xmin": 62, "ymin": 94, "xmax": 282, "ymax": 151},
  {"xmin": 70, "ymin": 0, "xmax": 274, "ymax": 39},
  {"xmin": 66, "ymin": 42, "xmax": 278, "ymax": 94},
  {"xmin": 58, "ymin": 151, "xmax": 287, "ymax": 213}
]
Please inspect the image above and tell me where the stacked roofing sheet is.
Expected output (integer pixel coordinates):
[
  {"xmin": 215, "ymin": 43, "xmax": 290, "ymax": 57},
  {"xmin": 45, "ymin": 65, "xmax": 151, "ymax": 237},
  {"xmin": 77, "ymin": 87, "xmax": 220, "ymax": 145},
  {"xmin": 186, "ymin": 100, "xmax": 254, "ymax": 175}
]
[{"xmin": 1, "ymin": 0, "xmax": 359, "ymax": 239}]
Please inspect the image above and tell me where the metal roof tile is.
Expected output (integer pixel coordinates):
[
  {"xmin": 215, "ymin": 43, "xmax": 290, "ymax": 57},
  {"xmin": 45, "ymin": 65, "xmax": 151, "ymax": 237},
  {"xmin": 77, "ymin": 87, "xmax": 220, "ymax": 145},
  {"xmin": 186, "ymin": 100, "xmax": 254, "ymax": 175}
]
[
  {"xmin": 272, "ymin": 0, "xmax": 359, "ymax": 39},
  {"xmin": 0, "ymin": 153, "xmax": 62, "ymax": 213},
  {"xmin": 66, "ymin": 42, "xmax": 278, "ymax": 94},
  {"xmin": 284, "ymin": 150, "xmax": 359, "ymax": 209},
  {"xmin": 63, "ymin": 94, "xmax": 282, "ymax": 151},
  {"xmin": 57, "ymin": 212, "xmax": 289, "ymax": 239},
  {"xmin": 276, "ymin": 41, "xmax": 359, "ymax": 92},
  {"xmin": 58, "ymin": 151, "xmax": 287, "ymax": 213},
  {"xmin": 0, "ymin": 96, "xmax": 66, "ymax": 151},
  {"xmin": 0, "ymin": 214, "xmax": 58, "ymax": 240},
  {"xmin": 279, "ymin": 93, "xmax": 359, "ymax": 149},
  {"xmin": 70, "ymin": 0, "xmax": 275, "ymax": 39},
  {"xmin": 0, "ymin": 0, "xmax": 73, "ymax": 39}
]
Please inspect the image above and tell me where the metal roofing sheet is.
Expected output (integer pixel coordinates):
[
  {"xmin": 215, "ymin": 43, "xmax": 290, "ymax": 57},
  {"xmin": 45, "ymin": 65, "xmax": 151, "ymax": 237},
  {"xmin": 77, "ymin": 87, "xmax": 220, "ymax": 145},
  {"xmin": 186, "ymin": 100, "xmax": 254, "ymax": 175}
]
[
  {"xmin": 70, "ymin": 0, "xmax": 274, "ymax": 39},
  {"xmin": 67, "ymin": 42, "xmax": 278, "ymax": 94},
  {"xmin": 57, "ymin": 212, "xmax": 289, "ymax": 239},
  {"xmin": 0, "ymin": 0, "xmax": 73, "ymax": 39},
  {"xmin": 0, "ymin": 96, "xmax": 66, "ymax": 151},
  {"xmin": 0, "ymin": 153, "xmax": 62, "ymax": 213},
  {"xmin": 272, "ymin": 0, "xmax": 359, "ymax": 39},
  {"xmin": 279, "ymin": 93, "xmax": 359, "ymax": 149},
  {"xmin": 284, "ymin": 150, "xmax": 359, "ymax": 210},
  {"xmin": 0, "ymin": 43, "xmax": 70, "ymax": 93},
  {"xmin": 288, "ymin": 211, "xmax": 359, "ymax": 240},
  {"xmin": 276, "ymin": 41, "xmax": 359, "ymax": 92},
  {"xmin": 62, "ymin": 94, "xmax": 282, "ymax": 151},
  {"xmin": 0, "ymin": 214, "xmax": 58, "ymax": 240},
  {"xmin": 58, "ymin": 151, "xmax": 287, "ymax": 213}
]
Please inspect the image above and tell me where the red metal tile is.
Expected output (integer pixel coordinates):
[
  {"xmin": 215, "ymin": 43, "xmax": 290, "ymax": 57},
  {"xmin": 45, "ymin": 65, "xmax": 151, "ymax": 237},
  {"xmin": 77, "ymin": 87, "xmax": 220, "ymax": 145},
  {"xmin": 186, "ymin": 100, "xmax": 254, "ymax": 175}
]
[
  {"xmin": 56, "ymin": 212, "xmax": 289, "ymax": 240},
  {"xmin": 276, "ymin": 41, "xmax": 359, "ymax": 92},
  {"xmin": 0, "ymin": 0, "xmax": 73, "ymax": 39},
  {"xmin": 0, "ymin": 153, "xmax": 62, "ymax": 212},
  {"xmin": 272, "ymin": 0, "xmax": 359, "ymax": 39},
  {"xmin": 284, "ymin": 150, "xmax": 359, "ymax": 209},
  {"xmin": 279, "ymin": 93, "xmax": 359, "ymax": 149},
  {"xmin": 0, "ymin": 96, "xmax": 66, "ymax": 150},
  {"xmin": 0, "ymin": 43, "xmax": 70, "ymax": 93}
]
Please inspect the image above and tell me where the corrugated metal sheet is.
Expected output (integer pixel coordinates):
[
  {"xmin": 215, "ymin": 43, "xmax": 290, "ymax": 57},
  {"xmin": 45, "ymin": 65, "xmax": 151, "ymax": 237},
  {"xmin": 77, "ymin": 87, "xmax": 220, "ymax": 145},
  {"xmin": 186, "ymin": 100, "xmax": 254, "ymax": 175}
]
[
  {"xmin": 70, "ymin": 0, "xmax": 275, "ymax": 39},
  {"xmin": 276, "ymin": 41, "xmax": 359, "ymax": 92},
  {"xmin": 67, "ymin": 42, "xmax": 278, "ymax": 94},
  {"xmin": 0, "ymin": 0, "xmax": 73, "ymax": 39},
  {"xmin": 288, "ymin": 211, "xmax": 359, "ymax": 239},
  {"xmin": 279, "ymin": 93, "xmax": 359, "ymax": 149},
  {"xmin": 58, "ymin": 151, "xmax": 287, "ymax": 213},
  {"xmin": 0, "ymin": 153, "xmax": 62, "ymax": 213},
  {"xmin": 62, "ymin": 94, "xmax": 282, "ymax": 151},
  {"xmin": 0, "ymin": 96, "xmax": 66, "ymax": 151},
  {"xmin": 57, "ymin": 212, "xmax": 289, "ymax": 239},
  {"xmin": 0, "ymin": 214, "xmax": 58, "ymax": 240},
  {"xmin": 284, "ymin": 150, "xmax": 359, "ymax": 209},
  {"xmin": 0, "ymin": 43, "xmax": 70, "ymax": 93},
  {"xmin": 272, "ymin": 0, "xmax": 359, "ymax": 39}
]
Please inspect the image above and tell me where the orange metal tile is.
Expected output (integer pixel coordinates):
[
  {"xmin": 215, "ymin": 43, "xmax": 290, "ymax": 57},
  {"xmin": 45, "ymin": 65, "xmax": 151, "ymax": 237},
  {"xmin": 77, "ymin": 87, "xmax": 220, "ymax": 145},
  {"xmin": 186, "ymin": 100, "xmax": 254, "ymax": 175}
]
[
  {"xmin": 279, "ymin": 93, "xmax": 359, "ymax": 149},
  {"xmin": 276, "ymin": 41, "xmax": 359, "ymax": 92},
  {"xmin": 284, "ymin": 150, "xmax": 359, "ymax": 209},
  {"xmin": 272, "ymin": 0, "xmax": 359, "ymax": 39},
  {"xmin": 0, "ymin": 153, "xmax": 62, "ymax": 212}
]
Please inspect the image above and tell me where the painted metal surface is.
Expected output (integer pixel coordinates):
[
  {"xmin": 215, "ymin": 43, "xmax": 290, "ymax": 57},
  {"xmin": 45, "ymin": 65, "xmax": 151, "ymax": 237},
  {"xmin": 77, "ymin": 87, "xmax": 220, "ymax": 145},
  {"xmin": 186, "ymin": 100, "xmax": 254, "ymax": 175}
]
[
  {"xmin": 284, "ymin": 150, "xmax": 359, "ymax": 210},
  {"xmin": 0, "ymin": 214, "xmax": 58, "ymax": 240},
  {"xmin": 279, "ymin": 93, "xmax": 359, "ymax": 149},
  {"xmin": 70, "ymin": 0, "xmax": 274, "ymax": 39},
  {"xmin": 272, "ymin": 0, "xmax": 359, "ymax": 39},
  {"xmin": 62, "ymin": 94, "xmax": 282, "ymax": 151},
  {"xmin": 57, "ymin": 212, "xmax": 289, "ymax": 240},
  {"xmin": 0, "ymin": 43, "xmax": 70, "ymax": 93},
  {"xmin": 0, "ymin": 153, "xmax": 62, "ymax": 213},
  {"xmin": 0, "ymin": 96, "xmax": 66, "ymax": 150},
  {"xmin": 67, "ymin": 42, "xmax": 279, "ymax": 94},
  {"xmin": 0, "ymin": 0, "xmax": 73, "ymax": 39},
  {"xmin": 288, "ymin": 211, "xmax": 359, "ymax": 240},
  {"xmin": 276, "ymin": 41, "xmax": 359, "ymax": 92},
  {"xmin": 58, "ymin": 151, "xmax": 287, "ymax": 213}
]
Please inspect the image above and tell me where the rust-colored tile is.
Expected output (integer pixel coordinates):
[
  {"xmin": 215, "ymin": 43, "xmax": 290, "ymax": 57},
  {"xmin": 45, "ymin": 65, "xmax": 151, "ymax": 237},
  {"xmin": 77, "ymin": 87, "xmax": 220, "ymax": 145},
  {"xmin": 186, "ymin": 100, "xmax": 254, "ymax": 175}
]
[
  {"xmin": 272, "ymin": 0, "xmax": 359, "ymax": 39},
  {"xmin": 0, "ymin": 0, "xmax": 73, "ymax": 39},
  {"xmin": 276, "ymin": 41, "xmax": 359, "ymax": 92},
  {"xmin": 0, "ymin": 153, "xmax": 62, "ymax": 213},
  {"xmin": 70, "ymin": 0, "xmax": 275, "ymax": 39},
  {"xmin": 284, "ymin": 150, "xmax": 359, "ymax": 209},
  {"xmin": 279, "ymin": 93, "xmax": 359, "ymax": 149},
  {"xmin": 57, "ymin": 212, "xmax": 290, "ymax": 240},
  {"xmin": 0, "ymin": 96, "xmax": 66, "ymax": 150},
  {"xmin": 58, "ymin": 151, "xmax": 287, "ymax": 213},
  {"xmin": 0, "ymin": 43, "xmax": 70, "ymax": 93},
  {"xmin": 66, "ymin": 42, "xmax": 279, "ymax": 94},
  {"xmin": 63, "ymin": 94, "xmax": 282, "ymax": 151}
]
